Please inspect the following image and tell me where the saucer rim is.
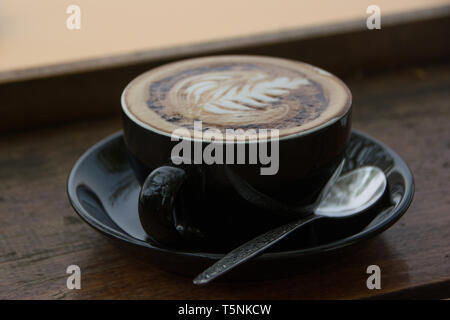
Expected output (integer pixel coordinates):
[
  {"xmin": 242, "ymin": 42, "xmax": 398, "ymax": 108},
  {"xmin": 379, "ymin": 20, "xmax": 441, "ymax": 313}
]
[{"xmin": 67, "ymin": 129, "xmax": 414, "ymax": 261}]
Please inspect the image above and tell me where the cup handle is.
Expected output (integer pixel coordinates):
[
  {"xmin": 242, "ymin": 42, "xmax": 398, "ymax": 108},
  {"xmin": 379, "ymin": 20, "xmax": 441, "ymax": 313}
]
[{"xmin": 138, "ymin": 165, "xmax": 203, "ymax": 245}]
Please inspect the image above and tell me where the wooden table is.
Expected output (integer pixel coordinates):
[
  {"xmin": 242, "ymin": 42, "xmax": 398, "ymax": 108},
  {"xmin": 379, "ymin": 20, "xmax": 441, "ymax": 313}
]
[{"xmin": 1, "ymin": 61, "xmax": 449, "ymax": 299}]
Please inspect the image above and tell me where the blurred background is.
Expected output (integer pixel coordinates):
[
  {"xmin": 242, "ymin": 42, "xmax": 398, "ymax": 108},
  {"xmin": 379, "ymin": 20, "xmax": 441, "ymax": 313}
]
[
  {"xmin": 1, "ymin": 0, "xmax": 447, "ymax": 72},
  {"xmin": 1, "ymin": 0, "xmax": 449, "ymax": 132}
]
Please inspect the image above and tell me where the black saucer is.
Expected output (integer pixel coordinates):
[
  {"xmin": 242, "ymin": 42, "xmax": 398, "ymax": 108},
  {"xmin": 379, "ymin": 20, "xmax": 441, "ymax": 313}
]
[{"xmin": 67, "ymin": 130, "xmax": 414, "ymax": 281}]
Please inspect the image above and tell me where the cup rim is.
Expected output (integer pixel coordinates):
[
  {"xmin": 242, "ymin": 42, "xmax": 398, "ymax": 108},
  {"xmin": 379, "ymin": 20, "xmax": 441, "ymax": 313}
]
[{"xmin": 121, "ymin": 56, "xmax": 352, "ymax": 144}]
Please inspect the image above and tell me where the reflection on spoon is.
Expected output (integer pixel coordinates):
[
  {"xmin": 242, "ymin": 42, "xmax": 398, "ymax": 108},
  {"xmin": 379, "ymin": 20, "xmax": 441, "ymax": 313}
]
[
  {"xmin": 315, "ymin": 166, "xmax": 387, "ymax": 217},
  {"xmin": 193, "ymin": 166, "xmax": 387, "ymax": 285}
]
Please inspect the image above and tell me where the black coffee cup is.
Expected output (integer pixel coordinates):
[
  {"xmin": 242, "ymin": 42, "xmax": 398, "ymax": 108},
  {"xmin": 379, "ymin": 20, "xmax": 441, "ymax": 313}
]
[{"xmin": 121, "ymin": 56, "xmax": 352, "ymax": 250}]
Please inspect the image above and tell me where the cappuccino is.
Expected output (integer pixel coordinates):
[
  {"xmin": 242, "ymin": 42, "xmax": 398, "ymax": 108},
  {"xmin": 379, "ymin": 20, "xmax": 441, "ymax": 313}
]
[{"xmin": 123, "ymin": 56, "xmax": 351, "ymax": 140}]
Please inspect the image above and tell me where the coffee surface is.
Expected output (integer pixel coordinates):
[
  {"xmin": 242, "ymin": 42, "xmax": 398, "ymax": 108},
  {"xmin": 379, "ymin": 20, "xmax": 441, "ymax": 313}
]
[{"xmin": 123, "ymin": 56, "xmax": 351, "ymax": 140}]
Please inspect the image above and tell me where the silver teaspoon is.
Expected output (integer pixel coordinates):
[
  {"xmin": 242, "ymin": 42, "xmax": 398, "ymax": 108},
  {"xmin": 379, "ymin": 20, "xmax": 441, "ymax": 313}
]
[{"xmin": 193, "ymin": 165, "xmax": 387, "ymax": 285}]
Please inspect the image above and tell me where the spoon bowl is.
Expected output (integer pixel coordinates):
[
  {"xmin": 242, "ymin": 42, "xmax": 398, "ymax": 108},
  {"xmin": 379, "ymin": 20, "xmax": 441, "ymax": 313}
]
[{"xmin": 316, "ymin": 166, "xmax": 387, "ymax": 217}]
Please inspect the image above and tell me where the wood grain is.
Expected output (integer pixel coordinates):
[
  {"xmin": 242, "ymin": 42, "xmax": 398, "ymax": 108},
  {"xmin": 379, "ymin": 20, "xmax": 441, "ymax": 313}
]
[{"xmin": 0, "ymin": 62, "xmax": 449, "ymax": 299}]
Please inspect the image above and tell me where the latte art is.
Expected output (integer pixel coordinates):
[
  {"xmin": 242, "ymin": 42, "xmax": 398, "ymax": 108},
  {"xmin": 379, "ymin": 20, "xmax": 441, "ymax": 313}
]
[
  {"xmin": 169, "ymin": 71, "xmax": 310, "ymax": 126},
  {"xmin": 123, "ymin": 56, "xmax": 351, "ymax": 140}
]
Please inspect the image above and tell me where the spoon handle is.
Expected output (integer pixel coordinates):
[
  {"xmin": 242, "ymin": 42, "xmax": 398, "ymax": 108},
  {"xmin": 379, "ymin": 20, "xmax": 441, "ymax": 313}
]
[{"xmin": 193, "ymin": 214, "xmax": 322, "ymax": 285}]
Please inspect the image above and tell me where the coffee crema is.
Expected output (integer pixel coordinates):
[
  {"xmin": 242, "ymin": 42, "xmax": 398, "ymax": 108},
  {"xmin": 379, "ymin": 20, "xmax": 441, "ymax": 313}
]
[{"xmin": 123, "ymin": 56, "xmax": 351, "ymax": 140}]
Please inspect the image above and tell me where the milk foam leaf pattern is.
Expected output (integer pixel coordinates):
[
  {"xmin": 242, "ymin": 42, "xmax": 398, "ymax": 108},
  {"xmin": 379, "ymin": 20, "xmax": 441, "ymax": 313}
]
[{"xmin": 183, "ymin": 73, "xmax": 310, "ymax": 115}]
